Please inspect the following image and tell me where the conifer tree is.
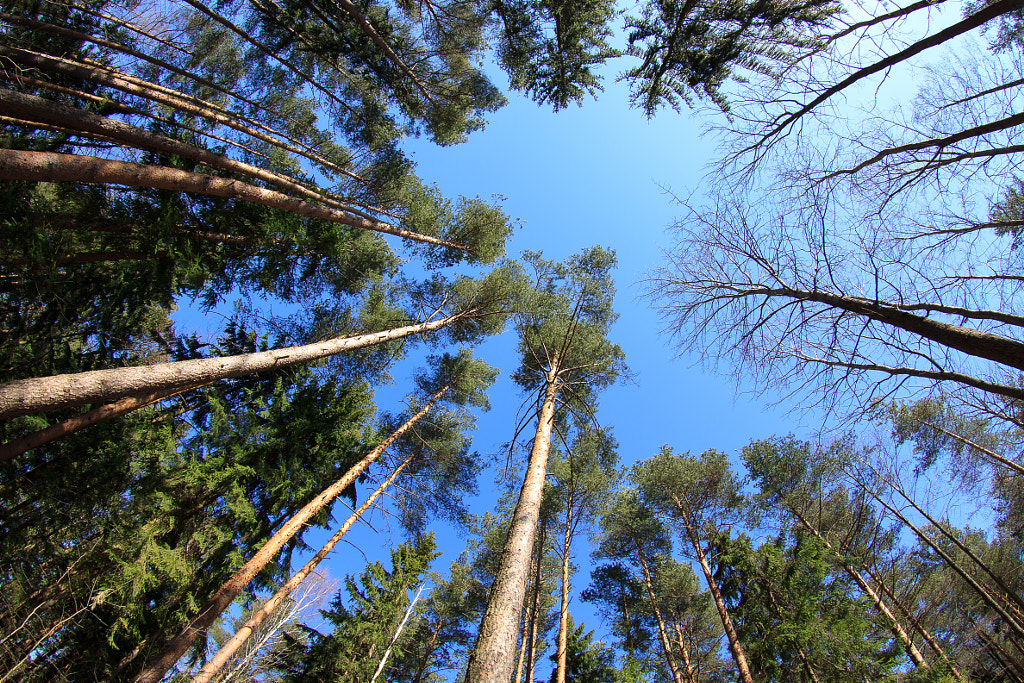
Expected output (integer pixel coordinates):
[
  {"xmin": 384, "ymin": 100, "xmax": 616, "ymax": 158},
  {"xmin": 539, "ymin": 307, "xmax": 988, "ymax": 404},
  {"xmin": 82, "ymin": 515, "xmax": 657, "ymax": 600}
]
[{"xmin": 466, "ymin": 246, "xmax": 625, "ymax": 683}]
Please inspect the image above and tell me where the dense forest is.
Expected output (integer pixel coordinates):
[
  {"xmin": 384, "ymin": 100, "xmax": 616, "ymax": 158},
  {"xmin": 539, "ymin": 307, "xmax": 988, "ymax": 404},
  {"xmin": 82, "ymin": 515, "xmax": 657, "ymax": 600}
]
[{"xmin": 2, "ymin": 0, "xmax": 1023, "ymax": 681}]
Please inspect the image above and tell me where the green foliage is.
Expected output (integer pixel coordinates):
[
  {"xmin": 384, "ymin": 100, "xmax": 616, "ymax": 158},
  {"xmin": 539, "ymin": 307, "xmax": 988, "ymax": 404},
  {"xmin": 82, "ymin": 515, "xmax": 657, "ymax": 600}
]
[
  {"xmin": 623, "ymin": 0, "xmax": 841, "ymax": 114},
  {"xmin": 549, "ymin": 616, "xmax": 618, "ymax": 683},
  {"xmin": 712, "ymin": 530, "xmax": 896, "ymax": 682},
  {"xmin": 280, "ymin": 534, "xmax": 440, "ymax": 683}
]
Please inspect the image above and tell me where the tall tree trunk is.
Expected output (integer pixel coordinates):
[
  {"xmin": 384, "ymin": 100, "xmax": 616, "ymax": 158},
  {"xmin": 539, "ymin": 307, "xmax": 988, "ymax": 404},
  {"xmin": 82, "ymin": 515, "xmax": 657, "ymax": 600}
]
[
  {"xmin": 862, "ymin": 563, "xmax": 961, "ymax": 678},
  {"xmin": 633, "ymin": 540, "xmax": 684, "ymax": 683},
  {"xmin": 670, "ymin": 616, "xmax": 697, "ymax": 683},
  {"xmin": 852, "ymin": 475, "xmax": 1024, "ymax": 642},
  {"xmin": 0, "ymin": 311, "xmax": 473, "ymax": 419},
  {"xmin": 0, "ymin": 383, "xmax": 207, "ymax": 463},
  {"xmin": 0, "ymin": 148, "xmax": 464, "ymax": 251},
  {"xmin": 513, "ymin": 608, "xmax": 530, "ymax": 683},
  {"xmin": 465, "ymin": 364, "xmax": 560, "ymax": 683},
  {"xmin": 786, "ymin": 506, "xmax": 930, "ymax": 668},
  {"xmin": 192, "ymin": 450, "xmax": 417, "ymax": 683},
  {"xmin": 132, "ymin": 384, "xmax": 452, "ymax": 683},
  {"xmin": 554, "ymin": 490, "xmax": 573, "ymax": 683},
  {"xmin": 674, "ymin": 505, "xmax": 754, "ymax": 683},
  {"xmin": 525, "ymin": 524, "xmax": 546, "ymax": 683}
]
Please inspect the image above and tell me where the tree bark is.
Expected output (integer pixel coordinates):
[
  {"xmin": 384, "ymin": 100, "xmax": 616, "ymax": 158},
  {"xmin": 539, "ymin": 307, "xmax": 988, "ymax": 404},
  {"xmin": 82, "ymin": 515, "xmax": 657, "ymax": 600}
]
[
  {"xmin": 465, "ymin": 365, "xmax": 560, "ymax": 683},
  {"xmin": 192, "ymin": 450, "xmax": 416, "ymax": 683},
  {"xmin": 524, "ymin": 524, "xmax": 545, "ymax": 683},
  {"xmin": 0, "ymin": 383, "xmax": 206, "ymax": 463},
  {"xmin": 672, "ymin": 499, "xmax": 754, "ymax": 683},
  {"xmin": 0, "ymin": 148, "xmax": 464, "ymax": 251},
  {"xmin": 0, "ymin": 310, "xmax": 472, "ymax": 420},
  {"xmin": 553, "ymin": 490, "xmax": 573, "ymax": 683},
  {"xmin": 633, "ymin": 540, "xmax": 685, "ymax": 683},
  {"xmin": 0, "ymin": 88, "xmax": 359, "ymax": 216},
  {"xmin": 132, "ymin": 384, "xmax": 452, "ymax": 683}
]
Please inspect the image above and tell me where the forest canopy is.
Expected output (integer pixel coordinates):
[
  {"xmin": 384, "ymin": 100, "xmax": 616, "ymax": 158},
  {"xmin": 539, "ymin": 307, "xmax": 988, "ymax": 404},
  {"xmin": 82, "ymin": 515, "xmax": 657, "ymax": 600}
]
[{"xmin": 2, "ymin": 0, "xmax": 1023, "ymax": 682}]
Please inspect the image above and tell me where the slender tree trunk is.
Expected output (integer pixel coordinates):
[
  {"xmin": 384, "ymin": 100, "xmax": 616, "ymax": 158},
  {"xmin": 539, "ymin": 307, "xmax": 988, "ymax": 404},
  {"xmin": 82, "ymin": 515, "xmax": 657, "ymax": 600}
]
[
  {"xmin": 633, "ymin": 541, "xmax": 685, "ymax": 683},
  {"xmin": 786, "ymin": 506, "xmax": 930, "ymax": 668},
  {"xmin": 670, "ymin": 616, "xmax": 697, "ymax": 683},
  {"xmin": 0, "ymin": 89, "xmax": 366, "ymax": 219},
  {"xmin": 861, "ymin": 563, "xmax": 962, "ymax": 679},
  {"xmin": 554, "ymin": 491, "xmax": 573, "ymax": 683},
  {"xmin": 524, "ymin": 525, "xmax": 545, "ymax": 683},
  {"xmin": 513, "ymin": 608, "xmax": 530, "ymax": 683},
  {"xmin": 0, "ymin": 310, "xmax": 472, "ymax": 420},
  {"xmin": 674, "ymin": 506, "xmax": 754, "ymax": 683},
  {"xmin": 852, "ymin": 475, "xmax": 1024, "ymax": 641},
  {"xmin": 0, "ymin": 149, "xmax": 465, "ymax": 251},
  {"xmin": 465, "ymin": 365, "xmax": 560, "ymax": 683},
  {"xmin": 192, "ymin": 450, "xmax": 416, "ymax": 683},
  {"xmin": 132, "ymin": 384, "xmax": 452, "ymax": 683}
]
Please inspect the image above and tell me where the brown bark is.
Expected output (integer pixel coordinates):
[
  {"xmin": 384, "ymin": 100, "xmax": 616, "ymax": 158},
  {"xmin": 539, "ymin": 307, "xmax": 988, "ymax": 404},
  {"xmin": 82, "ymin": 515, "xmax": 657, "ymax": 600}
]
[
  {"xmin": 0, "ymin": 148, "xmax": 464, "ymax": 251},
  {"xmin": 760, "ymin": 285, "xmax": 1024, "ymax": 373},
  {"xmin": 0, "ymin": 383, "xmax": 205, "ymax": 463},
  {"xmin": 524, "ymin": 524, "xmax": 546, "ymax": 683},
  {"xmin": 0, "ymin": 310, "xmax": 473, "ymax": 420},
  {"xmin": 513, "ymin": 608, "xmax": 530, "ymax": 683},
  {"xmin": 669, "ymin": 617, "xmax": 696, "ymax": 683},
  {"xmin": 465, "ymin": 366, "xmax": 560, "ymax": 683},
  {"xmin": 554, "ymin": 490, "xmax": 573, "ymax": 683},
  {"xmin": 132, "ymin": 384, "xmax": 452, "ymax": 683},
  {"xmin": 0, "ymin": 45, "xmax": 355, "ymax": 180},
  {"xmin": 634, "ymin": 541, "xmax": 684, "ymax": 683},
  {"xmin": 0, "ymin": 89, "xmax": 359, "ymax": 216},
  {"xmin": 193, "ymin": 450, "xmax": 416, "ymax": 683},
  {"xmin": 672, "ymin": 497, "xmax": 754, "ymax": 683}
]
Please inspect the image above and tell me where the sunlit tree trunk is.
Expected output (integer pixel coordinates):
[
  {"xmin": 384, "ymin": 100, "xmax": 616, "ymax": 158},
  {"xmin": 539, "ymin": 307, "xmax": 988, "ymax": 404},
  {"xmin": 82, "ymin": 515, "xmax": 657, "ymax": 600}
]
[
  {"xmin": 133, "ymin": 384, "xmax": 452, "ymax": 683},
  {"xmin": 465, "ymin": 363, "xmax": 560, "ymax": 683}
]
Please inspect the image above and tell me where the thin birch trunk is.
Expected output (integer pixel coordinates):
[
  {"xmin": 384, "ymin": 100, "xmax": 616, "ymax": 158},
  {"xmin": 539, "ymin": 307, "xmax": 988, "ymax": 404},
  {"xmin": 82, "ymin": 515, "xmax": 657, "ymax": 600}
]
[
  {"xmin": 132, "ymin": 385, "xmax": 452, "ymax": 683},
  {"xmin": 192, "ymin": 450, "xmax": 417, "ymax": 683},
  {"xmin": 0, "ymin": 311, "xmax": 471, "ymax": 420},
  {"xmin": 465, "ymin": 365, "xmax": 560, "ymax": 683}
]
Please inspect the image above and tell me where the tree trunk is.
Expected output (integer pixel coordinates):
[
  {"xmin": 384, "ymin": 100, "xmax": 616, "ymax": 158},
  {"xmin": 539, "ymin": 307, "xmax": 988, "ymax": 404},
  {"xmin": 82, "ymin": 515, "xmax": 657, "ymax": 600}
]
[
  {"xmin": 0, "ymin": 148, "xmax": 464, "ymax": 251},
  {"xmin": 674, "ymin": 506, "xmax": 754, "ymax": 683},
  {"xmin": 553, "ymin": 490, "xmax": 573, "ymax": 683},
  {"xmin": 633, "ymin": 540, "xmax": 684, "ymax": 683},
  {"xmin": 861, "ymin": 563, "xmax": 961, "ymax": 678},
  {"xmin": 0, "ymin": 311, "xmax": 472, "ymax": 420},
  {"xmin": 132, "ymin": 384, "xmax": 452, "ymax": 683},
  {"xmin": 192, "ymin": 450, "xmax": 417, "ymax": 683},
  {"xmin": 0, "ymin": 89, "xmax": 362, "ymax": 218},
  {"xmin": 786, "ymin": 506, "xmax": 930, "ymax": 668},
  {"xmin": 0, "ymin": 383, "xmax": 207, "ymax": 463},
  {"xmin": 525, "ymin": 524, "xmax": 545, "ymax": 683},
  {"xmin": 670, "ymin": 615, "xmax": 696, "ymax": 683},
  {"xmin": 465, "ymin": 365, "xmax": 560, "ymax": 683}
]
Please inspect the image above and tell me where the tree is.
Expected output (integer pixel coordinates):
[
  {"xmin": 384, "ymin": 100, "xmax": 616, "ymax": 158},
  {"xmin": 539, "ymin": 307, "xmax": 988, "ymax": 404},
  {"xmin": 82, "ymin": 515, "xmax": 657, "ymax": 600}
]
[
  {"xmin": 277, "ymin": 534, "xmax": 440, "ymax": 683},
  {"xmin": 466, "ymin": 246, "xmax": 626, "ymax": 683},
  {"xmin": 711, "ymin": 529, "xmax": 895, "ymax": 682},
  {"xmin": 550, "ymin": 427, "xmax": 619, "ymax": 683},
  {"xmin": 548, "ymin": 615, "xmax": 617, "ymax": 683},
  {"xmin": 647, "ymin": 0, "xmax": 1024, "ymax": 427},
  {"xmin": 633, "ymin": 447, "xmax": 754, "ymax": 683},
  {"xmin": 132, "ymin": 350, "xmax": 496, "ymax": 683},
  {"xmin": 590, "ymin": 488, "xmax": 689, "ymax": 683}
]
